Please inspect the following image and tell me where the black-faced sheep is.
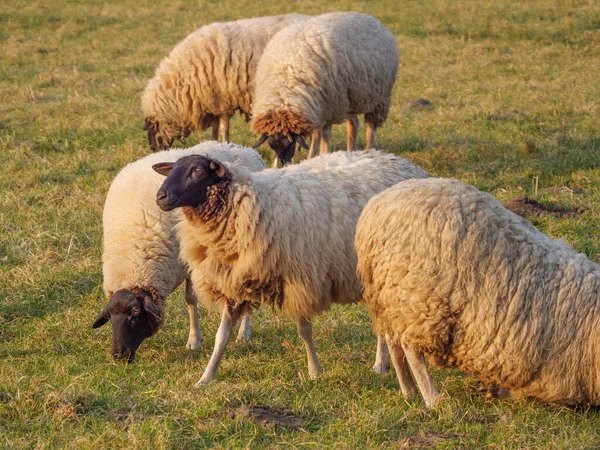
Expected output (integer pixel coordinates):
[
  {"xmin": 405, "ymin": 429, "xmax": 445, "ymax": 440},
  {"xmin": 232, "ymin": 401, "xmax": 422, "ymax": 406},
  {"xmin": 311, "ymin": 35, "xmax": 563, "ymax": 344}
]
[
  {"xmin": 94, "ymin": 142, "xmax": 265, "ymax": 362},
  {"xmin": 141, "ymin": 14, "xmax": 310, "ymax": 151},
  {"xmin": 153, "ymin": 150, "xmax": 428, "ymax": 385},
  {"xmin": 356, "ymin": 177, "xmax": 600, "ymax": 407},
  {"xmin": 251, "ymin": 12, "xmax": 399, "ymax": 165}
]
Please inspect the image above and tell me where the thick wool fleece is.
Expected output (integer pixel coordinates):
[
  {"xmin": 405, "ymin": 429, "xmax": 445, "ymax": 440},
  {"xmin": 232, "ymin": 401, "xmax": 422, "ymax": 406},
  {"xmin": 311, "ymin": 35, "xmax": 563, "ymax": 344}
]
[
  {"xmin": 142, "ymin": 14, "xmax": 310, "ymax": 142},
  {"xmin": 177, "ymin": 150, "xmax": 428, "ymax": 321},
  {"xmin": 356, "ymin": 177, "xmax": 600, "ymax": 405},
  {"xmin": 102, "ymin": 142, "xmax": 265, "ymax": 318},
  {"xmin": 251, "ymin": 12, "xmax": 399, "ymax": 136}
]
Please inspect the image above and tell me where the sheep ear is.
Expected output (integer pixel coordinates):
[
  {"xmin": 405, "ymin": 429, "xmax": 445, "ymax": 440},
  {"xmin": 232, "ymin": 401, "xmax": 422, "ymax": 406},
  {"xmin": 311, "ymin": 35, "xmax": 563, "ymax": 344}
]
[
  {"xmin": 209, "ymin": 160, "xmax": 226, "ymax": 178},
  {"xmin": 152, "ymin": 162, "xmax": 174, "ymax": 176},
  {"xmin": 253, "ymin": 133, "xmax": 268, "ymax": 148},
  {"xmin": 142, "ymin": 296, "xmax": 160, "ymax": 321},
  {"xmin": 296, "ymin": 135, "xmax": 309, "ymax": 150},
  {"xmin": 92, "ymin": 307, "xmax": 110, "ymax": 329}
]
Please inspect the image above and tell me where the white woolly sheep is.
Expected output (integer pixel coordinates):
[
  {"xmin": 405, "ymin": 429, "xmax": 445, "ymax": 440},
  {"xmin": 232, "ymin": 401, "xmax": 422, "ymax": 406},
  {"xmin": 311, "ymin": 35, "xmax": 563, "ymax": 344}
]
[
  {"xmin": 153, "ymin": 150, "xmax": 428, "ymax": 385},
  {"xmin": 252, "ymin": 12, "xmax": 399, "ymax": 165},
  {"xmin": 93, "ymin": 141, "xmax": 265, "ymax": 362},
  {"xmin": 356, "ymin": 177, "xmax": 600, "ymax": 407},
  {"xmin": 141, "ymin": 13, "xmax": 310, "ymax": 151}
]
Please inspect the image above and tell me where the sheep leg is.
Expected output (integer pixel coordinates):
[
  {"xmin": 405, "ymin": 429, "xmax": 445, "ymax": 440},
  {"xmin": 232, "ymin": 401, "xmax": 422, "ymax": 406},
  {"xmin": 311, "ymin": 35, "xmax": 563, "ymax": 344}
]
[
  {"xmin": 296, "ymin": 318, "xmax": 323, "ymax": 380},
  {"xmin": 236, "ymin": 312, "xmax": 251, "ymax": 341},
  {"xmin": 195, "ymin": 303, "xmax": 243, "ymax": 387},
  {"xmin": 365, "ymin": 122, "xmax": 377, "ymax": 149},
  {"xmin": 211, "ymin": 117, "xmax": 219, "ymax": 141},
  {"xmin": 346, "ymin": 116, "xmax": 359, "ymax": 151},
  {"xmin": 402, "ymin": 346, "xmax": 440, "ymax": 408},
  {"xmin": 308, "ymin": 129, "xmax": 322, "ymax": 159},
  {"xmin": 184, "ymin": 278, "xmax": 202, "ymax": 350},
  {"xmin": 320, "ymin": 124, "xmax": 332, "ymax": 154},
  {"xmin": 272, "ymin": 158, "xmax": 280, "ymax": 168},
  {"xmin": 372, "ymin": 335, "xmax": 390, "ymax": 374},
  {"xmin": 218, "ymin": 116, "xmax": 229, "ymax": 142},
  {"xmin": 389, "ymin": 342, "xmax": 419, "ymax": 400}
]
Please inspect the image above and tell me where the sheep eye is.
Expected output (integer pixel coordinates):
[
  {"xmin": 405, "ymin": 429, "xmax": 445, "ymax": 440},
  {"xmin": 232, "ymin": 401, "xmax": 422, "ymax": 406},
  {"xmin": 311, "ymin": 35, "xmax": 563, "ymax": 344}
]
[{"xmin": 193, "ymin": 168, "xmax": 204, "ymax": 175}]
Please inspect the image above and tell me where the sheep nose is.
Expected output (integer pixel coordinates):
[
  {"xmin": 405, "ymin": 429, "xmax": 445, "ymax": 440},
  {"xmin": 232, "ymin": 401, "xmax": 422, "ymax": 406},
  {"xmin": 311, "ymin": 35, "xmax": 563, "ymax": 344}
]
[
  {"xmin": 156, "ymin": 190, "xmax": 168, "ymax": 202},
  {"xmin": 112, "ymin": 351, "xmax": 135, "ymax": 363}
]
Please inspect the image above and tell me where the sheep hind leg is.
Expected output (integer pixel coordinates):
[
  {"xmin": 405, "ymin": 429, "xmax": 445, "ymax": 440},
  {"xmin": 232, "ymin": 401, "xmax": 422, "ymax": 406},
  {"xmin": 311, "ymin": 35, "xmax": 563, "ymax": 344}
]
[
  {"xmin": 365, "ymin": 121, "xmax": 377, "ymax": 149},
  {"xmin": 195, "ymin": 303, "xmax": 244, "ymax": 387},
  {"xmin": 320, "ymin": 124, "xmax": 332, "ymax": 155},
  {"xmin": 308, "ymin": 129, "xmax": 322, "ymax": 159},
  {"xmin": 388, "ymin": 341, "xmax": 419, "ymax": 400},
  {"xmin": 296, "ymin": 318, "xmax": 323, "ymax": 380},
  {"xmin": 372, "ymin": 336, "xmax": 390, "ymax": 374},
  {"xmin": 346, "ymin": 116, "xmax": 359, "ymax": 151},
  {"xmin": 211, "ymin": 117, "xmax": 219, "ymax": 141},
  {"xmin": 402, "ymin": 346, "xmax": 440, "ymax": 408},
  {"xmin": 236, "ymin": 312, "xmax": 251, "ymax": 341},
  {"xmin": 184, "ymin": 278, "xmax": 202, "ymax": 350},
  {"xmin": 218, "ymin": 116, "xmax": 230, "ymax": 142}
]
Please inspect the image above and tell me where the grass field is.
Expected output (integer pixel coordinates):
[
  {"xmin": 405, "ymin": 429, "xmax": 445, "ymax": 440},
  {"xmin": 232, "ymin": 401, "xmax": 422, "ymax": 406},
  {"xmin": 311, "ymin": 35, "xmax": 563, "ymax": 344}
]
[{"xmin": 1, "ymin": 0, "xmax": 600, "ymax": 447}]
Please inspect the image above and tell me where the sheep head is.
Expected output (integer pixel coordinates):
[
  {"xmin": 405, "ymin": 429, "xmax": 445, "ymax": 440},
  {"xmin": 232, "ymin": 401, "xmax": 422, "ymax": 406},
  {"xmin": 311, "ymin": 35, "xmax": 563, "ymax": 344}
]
[
  {"xmin": 143, "ymin": 117, "xmax": 191, "ymax": 152},
  {"xmin": 92, "ymin": 289, "xmax": 161, "ymax": 362},
  {"xmin": 254, "ymin": 132, "xmax": 308, "ymax": 166},
  {"xmin": 153, "ymin": 155, "xmax": 231, "ymax": 215}
]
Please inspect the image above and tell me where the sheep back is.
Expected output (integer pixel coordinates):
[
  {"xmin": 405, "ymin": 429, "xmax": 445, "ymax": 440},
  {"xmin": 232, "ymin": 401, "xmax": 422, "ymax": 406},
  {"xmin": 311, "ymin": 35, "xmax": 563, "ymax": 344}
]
[
  {"xmin": 251, "ymin": 12, "xmax": 399, "ymax": 136},
  {"xmin": 180, "ymin": 150, "xmax": 428, "ymax": 321},
  {"xmin": 356, "ymin": 177, "xmax": 600, "ymax": 404}
]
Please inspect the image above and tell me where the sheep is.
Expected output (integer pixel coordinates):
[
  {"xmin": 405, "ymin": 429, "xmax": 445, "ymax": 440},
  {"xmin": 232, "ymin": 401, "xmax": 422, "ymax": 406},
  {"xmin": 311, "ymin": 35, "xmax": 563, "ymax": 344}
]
[
  {"xmin": 152, "ymin": 150, "xmax": 428, "ymax": 385},
  {"xmin": 251, "ymin": 12, "xmax": 399, "ymax": 165},
  {"xmin": 93, "ymin": 141, "xmax": 265, "ymax": 362},
  {"xmin": 141, "ymin": 13, "xmax": 310, "ymax": 152},
  {"xmin": 356, "ymin": 177, "xmax": 600, "ymax": 407}
]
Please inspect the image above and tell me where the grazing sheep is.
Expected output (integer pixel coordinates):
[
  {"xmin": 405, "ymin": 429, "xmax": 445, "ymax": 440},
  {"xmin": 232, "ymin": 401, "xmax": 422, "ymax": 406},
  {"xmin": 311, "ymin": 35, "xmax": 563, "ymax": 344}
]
[
  {"xmin": 141, "ymin": 13, "xmax": 310, "ymax": 151},
  {"xmin": 93, "ymin": 142, "xmax": 265, "ymax": 362},
  {"xmin": 153, "ymin": 150, "xmax": 428, "ymax": 385},
  {"xmin": 252, "ymin": 12, "xmax": 399, "ymax": 165},
  {"xmin": 356, "ymin": 177, "xmax": 600, "ymax": 407}
]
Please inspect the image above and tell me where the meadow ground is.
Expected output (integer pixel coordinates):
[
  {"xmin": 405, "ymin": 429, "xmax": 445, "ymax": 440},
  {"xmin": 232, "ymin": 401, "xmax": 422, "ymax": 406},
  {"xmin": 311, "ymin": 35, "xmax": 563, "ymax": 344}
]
[{"xmin": 1, "ymin": 0, "xmax": 600, "ymax": 448}]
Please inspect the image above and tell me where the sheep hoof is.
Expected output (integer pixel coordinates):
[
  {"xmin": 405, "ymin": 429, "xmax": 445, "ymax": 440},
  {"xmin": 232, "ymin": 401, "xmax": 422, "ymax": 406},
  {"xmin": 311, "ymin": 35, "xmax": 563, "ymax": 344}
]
[
  {"xmin": 372, "ymin": 361, "xmax": 390, "ymax": 375},
  {"xmin": 308, "ymin": 366, "xmax": 323, "ymax": 380},
  {"xmin": 186, "ymin": 337, "xmax": 202, "ymax": 350},
  {"xmin": 194, "ymin": 377, "xmax": 214, "ymax": 388},
  {"xmin": 236, "ymin": 329, "xmax": 250, "ymax": 342}
]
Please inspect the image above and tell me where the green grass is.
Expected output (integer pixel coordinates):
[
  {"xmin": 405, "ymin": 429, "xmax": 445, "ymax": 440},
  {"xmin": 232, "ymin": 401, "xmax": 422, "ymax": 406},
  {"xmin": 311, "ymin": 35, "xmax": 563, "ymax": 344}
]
[{"xmin": 2, "ymin": 0, "xmax": 600, "ymax": 447}]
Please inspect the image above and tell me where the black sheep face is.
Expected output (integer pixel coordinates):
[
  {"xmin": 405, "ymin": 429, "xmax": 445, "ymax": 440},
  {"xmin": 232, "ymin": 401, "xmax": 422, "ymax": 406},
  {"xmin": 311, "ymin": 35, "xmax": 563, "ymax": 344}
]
[
  {"xmin": 254, "ymin": 132, "xmax": 309, "ymax": 166},
  {"xmin": 153, "ymin": 155, "xmax": 228, "ymax": 211},
  {"xmin": 92, "ymin": 289, "xmax": 161, "ymax": 362},
  {"xmin": 143, "ymin": 118, "xmax": 191, "ymax": 152}
]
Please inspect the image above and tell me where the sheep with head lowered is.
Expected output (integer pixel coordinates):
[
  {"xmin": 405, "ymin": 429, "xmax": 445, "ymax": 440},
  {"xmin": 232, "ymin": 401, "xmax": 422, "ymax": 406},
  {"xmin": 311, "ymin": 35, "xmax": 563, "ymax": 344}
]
[
  {"xmin": 94, "ymin": 142, "xmax": 265, "ymax": 362},
  {"xmin": 252, "ymin": 12, "xmax": 399, "ymax": 166},
  {"xmin": 141, "ymin": 14, "xmax": 310, "ymax": 152},
  {"xmin": 356, "ymin": 177, "xmax": 600, "ymax": 407},
  {"xmin": 153, "ymin": 150, "xmax": 428, "ymax": 385}
]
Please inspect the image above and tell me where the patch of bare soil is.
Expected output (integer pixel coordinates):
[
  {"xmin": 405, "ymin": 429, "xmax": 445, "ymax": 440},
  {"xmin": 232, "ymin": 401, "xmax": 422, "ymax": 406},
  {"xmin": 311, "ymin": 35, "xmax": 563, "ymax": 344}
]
[
  {"xmin": 407, "ymin": 97, "xmax": 432, "ymax": 108},
  {"xmin": 400, "ymin": 431, "xmax": 465, "ymax": 449},
  {"xmin": 504, "ymin": 196, "xmax": 586, "ymax": 218},
  {"xmin": 233, "ymin": 404, "xmax": 308, "ymax": 430}
]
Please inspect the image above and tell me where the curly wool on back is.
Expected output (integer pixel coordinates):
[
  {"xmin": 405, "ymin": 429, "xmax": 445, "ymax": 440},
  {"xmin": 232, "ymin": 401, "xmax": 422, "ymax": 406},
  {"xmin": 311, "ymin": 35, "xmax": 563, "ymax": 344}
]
[
  {"xmin": 141, "ymin": 14, "xmax": 310, "ymax": 149},
  {"xmin": 356, "ymin": 177, "xmax": 600, "ymax": 406}
]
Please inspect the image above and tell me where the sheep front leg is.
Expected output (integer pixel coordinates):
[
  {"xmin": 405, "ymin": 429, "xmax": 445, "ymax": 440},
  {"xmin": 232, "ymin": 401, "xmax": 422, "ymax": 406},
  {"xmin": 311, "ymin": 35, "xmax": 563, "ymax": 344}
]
[
  {"xmin": 296, "ymin": 318, "xmax": 323, "ymax": 380},
  {"xmin": 218, "ymin": 116, "xmax": 230, "ymax": 142},
  {"xmin": 388, "ymin": 342, "xmax": 419, "ymax": 400},
  {"xmin": 195, "ymin": 303, "xmax": 243, "ymax": 387},
  {"xmin": 320, "ymin": 124, "xmax": 332, "ymax": 155},
  {"xmin": 236, "ymin": 312, "xmax": 251, "ymax": 341},
  {"xmin": 365, "ymin": 122, "xmax": 377, "ymax": 149},
  {"xmin": 308, "ymin": 129, "xmax": 322, "ymax": 159},
  {"xmin": 185, "ymin": 278, "xmax": 202, "ymax": 350},
  {"xmin": 373, "ymin": 336, "xmax": 390, "ymax": 374},
  {"xmin": 403, "ymin": 346, "xmax": 440, "ymax": 408},
  {"xmin": 346, "ymin": 116, "xmax": 359, "ymax": 151}
]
